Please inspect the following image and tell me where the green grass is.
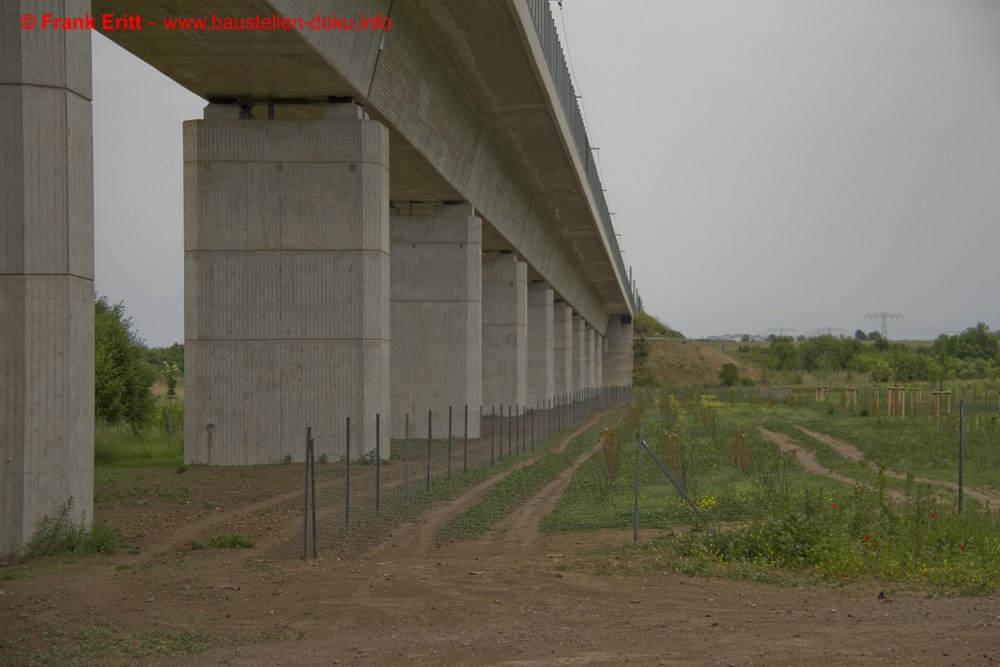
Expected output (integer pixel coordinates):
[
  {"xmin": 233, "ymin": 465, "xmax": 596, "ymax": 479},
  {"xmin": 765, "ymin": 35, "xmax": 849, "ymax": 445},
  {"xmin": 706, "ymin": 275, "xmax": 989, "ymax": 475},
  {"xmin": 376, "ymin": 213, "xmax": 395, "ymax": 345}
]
[
  {"xmin": 94, "ymin": 401, "xmax": 184, "ymax": 468},
  {"xmin": 18, "ymin": 499, "xmax": 122, "ymax": 560},
  {"xmin": 0, "ymin": 619, "xmax": 210, "ymax": 666},
  {"xmin": 94, "ymin": 422, "xmax": 182, "ymax": 468},
  {"xmin": 760, "ymin": 400, "xmax": 1000, "ymax": 492},
  {"xmin": 208, "ymin": 534, "xmax": 254, "ymax": 549},
  {"xmin": 437, "ymin": 409, "xmax": 631, "ymax": 541},
  {"xmin": 552, "ymin": 388, "xmax": 1000, "ymax": 596}
]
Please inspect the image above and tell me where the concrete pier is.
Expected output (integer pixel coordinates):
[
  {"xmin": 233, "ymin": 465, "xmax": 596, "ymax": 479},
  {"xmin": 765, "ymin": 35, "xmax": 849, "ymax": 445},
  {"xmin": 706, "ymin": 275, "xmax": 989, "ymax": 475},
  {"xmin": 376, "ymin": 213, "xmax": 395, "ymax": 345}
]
[
  {"xmin": 183, "ymin": 103, "xmax": 390, "ymax": 464},
  {"xmin": 585, "ymin": 325, "xmax": 596, "ymax": 389},
  {"xmin": 391, "ymin": 204, "xmax": 482, "ymax": 438},
  {"xmin": 1, "ymin": 5, "xmax": 95, "ymax": 553},
  {"xmin": 596, "ymin": 334, "xmax": 604, "ymax": 387},
  {"xmin": 572, "ymin": 313, "xmax": 586, "ymax": 392},
  {"xmin": 603, "ymin": 315, "xmax": 634, "ymax": 387},
  {"xmin": 553, "ymin": 301, "xmax": 573, "ymax": 395},
  {"xmin": 526, "ymin": 282, "xmax": 554, "ymax": 406},
  {"xmin": 481, "ymin": 253, "xmax": 527, "ymax": 409}
]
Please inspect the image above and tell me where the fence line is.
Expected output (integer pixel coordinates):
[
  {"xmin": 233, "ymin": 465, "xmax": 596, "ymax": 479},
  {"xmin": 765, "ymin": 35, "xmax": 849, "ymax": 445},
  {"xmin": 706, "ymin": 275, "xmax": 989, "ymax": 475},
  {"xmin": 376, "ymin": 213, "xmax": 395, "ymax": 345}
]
[{"xmin": 301, "ymin": 386, "xmax": 632, "ymax": 557}]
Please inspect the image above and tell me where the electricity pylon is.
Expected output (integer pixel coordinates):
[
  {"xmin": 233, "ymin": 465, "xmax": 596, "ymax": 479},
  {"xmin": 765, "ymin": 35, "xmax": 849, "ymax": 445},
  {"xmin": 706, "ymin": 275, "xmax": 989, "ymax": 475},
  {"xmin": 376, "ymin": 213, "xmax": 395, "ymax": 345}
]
[{"xmin": 864, "ymin": 313, "xmax": 904, "ymax": 339}]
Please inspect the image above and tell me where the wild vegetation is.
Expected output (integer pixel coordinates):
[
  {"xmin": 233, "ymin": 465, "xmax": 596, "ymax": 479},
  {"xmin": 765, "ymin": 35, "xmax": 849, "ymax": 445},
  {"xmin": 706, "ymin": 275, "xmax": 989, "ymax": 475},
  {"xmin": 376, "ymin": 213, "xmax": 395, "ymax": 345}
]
[
  {"xmin": 94, "ymin": 296, "xmax": 184, "ymax": 467},
  {"xmin": 544, "ymin": 382, "xmax": 1000, "ymax": 596},
  {"xmin": 733, "ymin": 322, "xmax": 1000, "ymax": 386}
]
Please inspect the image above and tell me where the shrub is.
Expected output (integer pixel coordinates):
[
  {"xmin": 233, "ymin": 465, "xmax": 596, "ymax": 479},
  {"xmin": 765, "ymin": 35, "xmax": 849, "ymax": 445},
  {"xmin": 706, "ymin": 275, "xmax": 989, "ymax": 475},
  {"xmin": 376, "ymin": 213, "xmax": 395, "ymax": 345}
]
[
  {"xmin": 21, "ymin": 499, "xmax": 121, "ymax": 558},
  {"xmin": 719, "ymin": 363, "xmax": 740, "ymax": 387},
  {"xmin": 208, "ymin": 534, "xmax": 254, "ymax": 549}
]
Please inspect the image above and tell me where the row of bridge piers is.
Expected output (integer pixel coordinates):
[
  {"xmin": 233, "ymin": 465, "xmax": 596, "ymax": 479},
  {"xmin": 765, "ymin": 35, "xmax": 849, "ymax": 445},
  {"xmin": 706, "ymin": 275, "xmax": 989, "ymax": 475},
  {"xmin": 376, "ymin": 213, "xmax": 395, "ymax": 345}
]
[{"xmin": 3, "ymin": 13, "xmax": 634, "ymax": 551}]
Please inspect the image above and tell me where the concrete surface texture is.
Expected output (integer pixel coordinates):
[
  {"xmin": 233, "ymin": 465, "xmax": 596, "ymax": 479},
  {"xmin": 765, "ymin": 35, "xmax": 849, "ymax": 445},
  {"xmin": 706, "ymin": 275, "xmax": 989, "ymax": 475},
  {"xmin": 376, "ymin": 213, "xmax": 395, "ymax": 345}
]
[
  {"xmin": 585, "ymin": 325, "xmax": 596, "ymax": 389},
  {"xmin": 553, "ymin": 302, "xmax": 574, "ymax": 396},
  {"xmin": 481, "ymin": 253, "xmax": 528, "ymax": 409},
  {"xmin": 390, "ymin": 204, "xmax": 482, "ymax": 439},
  {"xmin": 1, "ymin": 5, "xmax": 95, "ymax": 554},
  {"xmin": 603, "ymin": 316, "xmax": 634, "ymax": 388},
  {"xmin": 572, "ymin": 314, "xmax": 586, "ymax": 393},
  {"xmin": 526, "ymin": 282, "xmax": 555, "ymax": 406},
  {"xmin": 596, "ymin": 334, "xmax": 604, "ymax": 388},
  {"xmin": 92, "ymin": 0, "xmax": 632, "ymax": 326},
  {"xmin": 183, "ymin": 103, "xmax": 391, "ymax": 465}
]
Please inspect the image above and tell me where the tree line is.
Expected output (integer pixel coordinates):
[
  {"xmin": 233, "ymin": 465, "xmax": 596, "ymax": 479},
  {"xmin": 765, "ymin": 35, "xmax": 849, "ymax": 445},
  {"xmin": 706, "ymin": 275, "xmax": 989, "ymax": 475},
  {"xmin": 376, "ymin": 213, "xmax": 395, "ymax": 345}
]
[
  {"xmin": 95, "ymin": 296, "xmax": 183, "ymax": 429},
  {"xmin": 743, "ymin": 322, "xmax": 999, "ymax": 384}
]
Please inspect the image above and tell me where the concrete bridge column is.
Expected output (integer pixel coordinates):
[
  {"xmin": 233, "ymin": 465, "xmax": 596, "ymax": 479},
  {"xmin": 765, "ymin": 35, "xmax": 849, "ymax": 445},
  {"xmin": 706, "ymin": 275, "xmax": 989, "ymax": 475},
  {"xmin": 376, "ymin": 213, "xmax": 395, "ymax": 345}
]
[
  {"xmin": 572, "ymin": 313, "xmax": 586, "ymax": 393},
  {"xmin": 553, "ymin": 301, "xmax": 573, "ymax": 397},
  {"xmin": 526, "ymin": 281, "xmax": 554, "ymax": 407},
  {"xmin": 603, "ymin": 315, "xmax": 634, "ymax": 386},
  {"xmin": 585, "ymin": 325, "xmax": 596, "ymax": 389},
  {"xmin": 184, "ymin": 102, "xmax": 390, "ymax": 464},
  {"xmin": 2, "ymin": 4, "xmax": 95, "ymax": 553},
  {"xmin": 481, "ymin": 253, "xmax": 527, "ymax": 409},
  {"xmin": 596, "ymin": 335, "xmax": 604, "ymax": 388},
  {"xmin": 390, "ymin": 203, "xmax": 481, "ymax": 438}
]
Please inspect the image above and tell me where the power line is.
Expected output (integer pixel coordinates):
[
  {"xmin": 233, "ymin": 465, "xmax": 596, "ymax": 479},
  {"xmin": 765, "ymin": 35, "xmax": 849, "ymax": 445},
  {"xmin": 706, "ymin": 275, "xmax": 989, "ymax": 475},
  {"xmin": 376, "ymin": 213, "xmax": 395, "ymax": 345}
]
[
  {"xmin": 766, "ymin": 328, "xmax": 797, "ymax": 338},
  {"xmin": 864, "ymin": 313, "xmax": 904, "ymax": 339}
]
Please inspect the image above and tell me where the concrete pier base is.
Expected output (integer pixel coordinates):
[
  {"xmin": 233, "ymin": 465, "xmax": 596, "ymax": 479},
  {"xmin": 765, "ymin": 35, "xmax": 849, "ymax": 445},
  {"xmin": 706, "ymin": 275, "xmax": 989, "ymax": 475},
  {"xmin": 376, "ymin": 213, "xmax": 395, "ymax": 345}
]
[
  {"xmin": 183, "ymin": 103, "xmax": 390, "ymax": 464},
  {"xmin": 391, "ymin": 204, "xmax": 482, "ymax": 438},
  {"xmin": 1, "ymin": 5, "xmax": 94, "ymax": 554},
  {"xmin": 481, "ymin": 253, "xmax": 527, "ymax": 409},
  {"xmin": 527, "ymin": 282, "xmax": 554, "ymax": 406}
]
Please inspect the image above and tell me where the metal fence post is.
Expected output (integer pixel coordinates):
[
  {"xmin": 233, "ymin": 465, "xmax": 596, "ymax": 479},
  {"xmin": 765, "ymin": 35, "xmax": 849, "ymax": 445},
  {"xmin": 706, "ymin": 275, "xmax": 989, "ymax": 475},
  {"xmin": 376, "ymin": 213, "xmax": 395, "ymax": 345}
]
[
  {"xmin": 491, "ymin": 405, "xmax": 496, "ymax": 466},
  {"xmin": 404, "ymin": 413, "xmax": 410, "ymax": 503},
  {"xmin": 634, "ymin": 423, "xmax": 642, "ymax": 547},
  {"xmin": 376, "ymin": 413, "xmax": 381, "ymax": 516},
  {"xmin": 426, "ymin": 409, "xmax": 432, "ymax": 491},
  {"xmin": 499, "ymin": 404, "xmax": 504, "ymax": 462},
  {"xmin": 959, "ymin": 399, "xmax": 965, "ymax": 514},
  {"xmin": 515, "ymin": 404, "xmax": 520, "ymax": 455},
  {"xmin": 532, "ymin": 402, "xmax": 536, "ymax": 451},
  {"xmin": 345, "ymin": 417, "xmax": 351, "ymax": 533},
  {"xmin": 508, "ymin": 404, "xmax": 512, "ymax": 457},
  {"xmin": 463, "ymin": 405, "xmax": 469, "ymax": 473},
  {"xmin": 310, "ymin": 432, "xmax": 316, "ymax": 558},
  {"xmin": 303, "ymin": 426, "xmax": 311, "ymax": 560},
  {"xmin": 448, "ymin": 406, "xmax": 453, "ymax": 479}
]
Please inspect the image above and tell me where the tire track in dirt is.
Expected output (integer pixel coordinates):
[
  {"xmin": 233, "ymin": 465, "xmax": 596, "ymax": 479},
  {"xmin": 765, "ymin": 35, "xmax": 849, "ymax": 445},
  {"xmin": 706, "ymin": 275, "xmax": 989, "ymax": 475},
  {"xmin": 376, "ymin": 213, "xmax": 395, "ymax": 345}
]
[
  {"xmin": 132, "ymin": 486, "xmax": 307, "ymax": 563},
  {"xmin": 794, "ymin": 425, "xmax": 1000, "ymax": 507},
  {"xmin": 758, "ymin": 426, "xmax": 863, "ymax": 489},
  {"xmin": 479, "ymin": 439, "xmax": 603, "ymax": 554},
  {"xmin": 375, "ymin": 413, "xmax": 609, "ymax": 557}
]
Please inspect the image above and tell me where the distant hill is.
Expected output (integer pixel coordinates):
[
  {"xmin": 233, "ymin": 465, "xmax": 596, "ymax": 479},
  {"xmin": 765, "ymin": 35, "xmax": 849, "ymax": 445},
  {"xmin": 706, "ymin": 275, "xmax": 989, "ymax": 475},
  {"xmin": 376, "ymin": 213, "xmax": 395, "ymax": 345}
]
[
  {"xmin": 644, "ymin": 339, "xmax": 757, "ymax": 386},
  {"xmin": 634, "ymin": 311, "xmax": 684, "ymax": 339}
]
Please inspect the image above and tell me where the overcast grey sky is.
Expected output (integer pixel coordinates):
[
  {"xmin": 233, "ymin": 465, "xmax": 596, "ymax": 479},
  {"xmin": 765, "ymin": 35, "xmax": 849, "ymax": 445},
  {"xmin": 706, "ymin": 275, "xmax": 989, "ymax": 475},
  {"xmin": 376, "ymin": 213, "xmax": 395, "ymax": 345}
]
[{"xmin": 93, "ymin": 1, "xmax": 1000, "ymax": 347}]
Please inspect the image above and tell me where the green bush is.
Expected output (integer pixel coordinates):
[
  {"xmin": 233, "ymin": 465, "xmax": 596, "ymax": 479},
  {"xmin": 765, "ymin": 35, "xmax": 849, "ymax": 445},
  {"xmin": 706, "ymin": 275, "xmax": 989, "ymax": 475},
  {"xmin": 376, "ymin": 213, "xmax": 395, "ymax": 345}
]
[
  {"xmin": 21, "ymin": 499, "xmax": 122, "ymax": 558},
  {"xmin": 718, "ymin": 363, "xmax": 740, "ymax": 387},
  {"xmin": 208, "ymin": 534, "xmax": 254, "ymax": 549},
  {"xmin": 95, "ymin": 297, "xmax": 156, "ymax": 428}
]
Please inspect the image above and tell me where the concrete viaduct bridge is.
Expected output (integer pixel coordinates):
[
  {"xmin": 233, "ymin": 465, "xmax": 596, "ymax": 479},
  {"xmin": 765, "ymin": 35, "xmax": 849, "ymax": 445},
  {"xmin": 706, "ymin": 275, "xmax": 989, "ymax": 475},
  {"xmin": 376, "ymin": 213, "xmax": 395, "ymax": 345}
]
[{"xmin": 2, "ymin": 0, "xmax": 636, "ymax": 552}]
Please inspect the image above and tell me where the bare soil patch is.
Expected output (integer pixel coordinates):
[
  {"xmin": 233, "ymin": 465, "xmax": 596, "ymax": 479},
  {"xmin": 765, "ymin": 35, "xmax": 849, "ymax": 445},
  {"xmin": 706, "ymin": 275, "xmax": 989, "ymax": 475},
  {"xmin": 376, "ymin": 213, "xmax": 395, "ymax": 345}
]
[
  {"xmin": 645, "ymin": 340, "xmax": 755, "ymax": 386},
  {"xmin": 2, "ymin": 423, "xmax": 999, "ymax": 666}
]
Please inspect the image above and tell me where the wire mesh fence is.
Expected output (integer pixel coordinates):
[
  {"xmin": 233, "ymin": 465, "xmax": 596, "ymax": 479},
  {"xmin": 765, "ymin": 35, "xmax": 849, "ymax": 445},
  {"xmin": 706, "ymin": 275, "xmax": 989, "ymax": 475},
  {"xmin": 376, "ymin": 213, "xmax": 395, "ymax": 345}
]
[
  {"xmin": 728, "ymin": 383, "xmax": 1000, "ymax": 418},
  {"xmin": 300, "ymin": 386, "xmax": 632, "ymax": 556},
  {"xmin": 615, "ymin": 386, "xmax": 1000, "ymax": 531}
]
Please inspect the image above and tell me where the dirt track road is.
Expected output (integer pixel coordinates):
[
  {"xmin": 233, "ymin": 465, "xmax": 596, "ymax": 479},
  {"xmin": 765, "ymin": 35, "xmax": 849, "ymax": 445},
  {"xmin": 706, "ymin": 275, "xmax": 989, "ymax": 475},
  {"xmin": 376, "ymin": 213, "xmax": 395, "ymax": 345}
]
[{"xmin": 2, "ymin": 418, "xmax": 998, "ymax": 666}]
